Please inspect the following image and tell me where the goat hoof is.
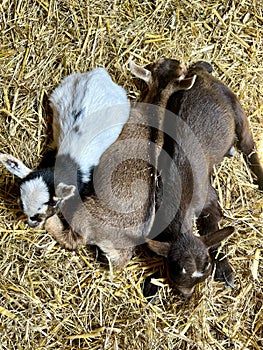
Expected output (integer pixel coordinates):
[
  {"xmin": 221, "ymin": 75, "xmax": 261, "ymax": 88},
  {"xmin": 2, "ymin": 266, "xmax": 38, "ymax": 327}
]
[
  {"xmin": 223, "ymin": 271, "xmax": 235, "ymax": 288},
  {"xmin": 62, "ymin": 241, "xmax": 79, "ymax": 250},
  {"xmin": 142, "ymin": 271, "xmax": 161, "ymax": 299},
  {"xmin": 214, "ymin": 258, "xmax": 234, "ymax": 288}
]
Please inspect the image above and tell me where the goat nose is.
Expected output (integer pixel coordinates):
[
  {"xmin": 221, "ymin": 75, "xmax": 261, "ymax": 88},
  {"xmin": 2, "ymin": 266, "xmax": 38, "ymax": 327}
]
[
  {"xmin": 178, "ymin": 286, "xmax": 195, "ymax": 299},
  {"xmin": 181, "ymin": 291, "xmax": 193, "ymax": 299}
]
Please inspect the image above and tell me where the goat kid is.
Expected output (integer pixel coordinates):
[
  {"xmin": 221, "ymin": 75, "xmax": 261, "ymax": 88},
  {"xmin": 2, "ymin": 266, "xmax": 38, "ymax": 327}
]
[
  {"xmin": 0, "ymin": 68, "xmax": 130, "ymax": 228},
  {"xmin": 131, "ymin": 58, "xmax": 263, "ymax": 298},
  {"xmin": 44, "ymin": 60, "xmax": 196, "ymax": 268}
]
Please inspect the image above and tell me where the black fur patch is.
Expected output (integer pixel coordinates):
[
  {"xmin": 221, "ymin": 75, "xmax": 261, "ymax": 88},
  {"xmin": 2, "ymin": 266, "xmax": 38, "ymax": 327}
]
[
  {"xmin": 55, "ymin": 154, "xmax": 94, "ymax": 197},
  {"xmin": 21, "ymin": 168, "xmax": 55, "ymax": 199},
  {"xmin": 37, "ymin": 149, "xmax": 57, "ymax": 169},
  {"xmin": 72, "ymin": 109, "xmax": 83, "ymax": 122},
  {"xmin": 73, "ymin": 125, "xmax": 80, "ymax": 133}
]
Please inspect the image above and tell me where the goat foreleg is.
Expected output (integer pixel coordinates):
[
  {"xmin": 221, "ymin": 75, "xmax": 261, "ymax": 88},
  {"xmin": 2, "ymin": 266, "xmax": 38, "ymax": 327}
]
[{"xmin": 45, "ymin": 214, "xmax": 85, "ymax": 250}]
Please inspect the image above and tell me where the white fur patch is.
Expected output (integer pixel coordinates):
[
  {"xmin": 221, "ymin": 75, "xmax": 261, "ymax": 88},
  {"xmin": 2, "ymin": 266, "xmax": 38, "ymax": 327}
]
[
  {"xmin": 182, "ymin": 268, "xmax": 187, "ymax": 274},
  {"xmin": 191, "ymin": 271, "xmax": 204, "ymax": 278},
  {"xmin": 50, "ymin": 68, "xmax": 130, "ymax": 182},
  {"xmin": 0, "ymin": 154, "xmax": 32, "ymax": 179},
  {"xmin": 20, "ymin": 177, "xmax": 49, "ymax": 218},
  {"xmin": 178, "ymin": 74, "xmax": 185, "ymax": 81}
]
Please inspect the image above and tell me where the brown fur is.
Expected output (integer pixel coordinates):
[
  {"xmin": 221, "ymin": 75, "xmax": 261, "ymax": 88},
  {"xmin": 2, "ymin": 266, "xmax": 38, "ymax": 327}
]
[
  {"xmin": 45, "ymin": 60, "xmax": 195, "ymax": 268},
  {"xmin": 146, "ymin": 59, "xmax": 263, "ymax": 297}
]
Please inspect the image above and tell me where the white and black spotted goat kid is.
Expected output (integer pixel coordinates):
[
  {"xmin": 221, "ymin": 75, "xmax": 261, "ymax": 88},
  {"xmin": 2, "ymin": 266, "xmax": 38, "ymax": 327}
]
[{"xmin": 0, "ymin": 68, "xmax": 130, "ymax": 228}]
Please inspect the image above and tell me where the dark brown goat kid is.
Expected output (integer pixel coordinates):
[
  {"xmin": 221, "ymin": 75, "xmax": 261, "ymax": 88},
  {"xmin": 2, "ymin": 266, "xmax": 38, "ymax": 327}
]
[{"xmin": 131, "ymin": 58, "xmax": 263, "ymax": 298}]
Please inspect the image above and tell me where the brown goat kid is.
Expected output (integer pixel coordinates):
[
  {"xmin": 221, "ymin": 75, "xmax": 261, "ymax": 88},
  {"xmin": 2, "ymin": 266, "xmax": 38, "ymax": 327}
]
[
  {"xmin": 45, "ymin": 60, "xmax": 196, "ymax": 268},
  {"xmin": 132, "ymin": 59, "xmax": 263, "ymax": 298}
]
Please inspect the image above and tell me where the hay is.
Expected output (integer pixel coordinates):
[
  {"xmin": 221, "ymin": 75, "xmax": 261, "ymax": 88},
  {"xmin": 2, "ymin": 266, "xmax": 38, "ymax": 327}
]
[{"xmin": 0, "ymin": 0, "xmax": 262, "ymax": 349}]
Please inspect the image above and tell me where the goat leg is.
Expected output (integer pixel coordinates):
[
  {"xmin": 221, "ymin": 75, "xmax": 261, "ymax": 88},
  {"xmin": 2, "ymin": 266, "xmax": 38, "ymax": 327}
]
[
  {"xmin": 98, "ymin": 242, "xmax": 134, "ymax": 269},
  {"xmin": 45, "ymin": 214, "xmax": 85, "ymax": 250},
  {"xmin": 235, "ymin": 107, "xmax": 263, "ymax": 189},
  {"xmin": 199, "ymin": 188, "xmax": 234, "ymax": 287}
]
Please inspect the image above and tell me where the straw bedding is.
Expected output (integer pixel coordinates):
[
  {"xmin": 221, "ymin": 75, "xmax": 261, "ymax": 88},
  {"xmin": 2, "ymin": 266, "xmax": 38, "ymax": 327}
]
[{"xmin": 0, "ymin": 0, "xmax": 262, "ymax": 349}]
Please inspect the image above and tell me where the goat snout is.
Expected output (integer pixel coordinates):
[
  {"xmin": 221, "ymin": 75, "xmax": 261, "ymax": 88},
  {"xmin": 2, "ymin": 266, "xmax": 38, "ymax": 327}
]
[
  {"xmin": 28, "ymin": 221, "xmax": 39, "ymax": 228},
  {"xmin": 28, "ymin": 220, "xmax": 44, "ymax": 229},
  {"xmin": 177, "ymin": 286, "xmax": 195, "ymax": 299}
]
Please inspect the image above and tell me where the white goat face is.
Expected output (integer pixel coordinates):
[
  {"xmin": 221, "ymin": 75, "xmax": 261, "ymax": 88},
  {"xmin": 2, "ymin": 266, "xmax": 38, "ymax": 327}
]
[
  {"xmin": 0, "ymin": 154, "xmax": 55, "ymax": 228},
  {"xmin": 20, "ymin": 177, "xmax": 50, "ymax": 228}
]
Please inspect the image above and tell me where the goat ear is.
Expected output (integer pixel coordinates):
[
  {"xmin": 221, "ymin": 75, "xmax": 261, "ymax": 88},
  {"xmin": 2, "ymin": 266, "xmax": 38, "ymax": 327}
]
[
  {"xmin": 0, "ymin": 153, "xmax": 32, "ymax": 179},
  {"xmin": 129, "ymin": 60, "xmax": 152, "ymax": 85},
  {"xmin": 200, "ymin": 226, "xmax": 234, "ymax": 248},
  {"xmin": 147, "ymin": 239, "xmax": 171, "ymax": 257},
  {"xmin": 193, "ymin": 61, "xmax": 213, "ymax": 73},
  {"xmin": 54, "ymin": 183, "xmax": 76, "ymax": 201},
  {"xmin": 177, "ymin": 74, "xmax": 197, "ymax": 90}
]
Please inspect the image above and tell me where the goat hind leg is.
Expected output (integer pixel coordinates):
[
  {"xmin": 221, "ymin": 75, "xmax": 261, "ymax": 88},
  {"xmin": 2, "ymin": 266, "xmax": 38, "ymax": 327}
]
[{"xmin": 235, "ymin": 110, "xmax": 263, "ymax": 189}]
